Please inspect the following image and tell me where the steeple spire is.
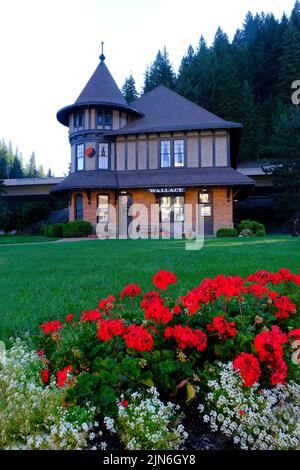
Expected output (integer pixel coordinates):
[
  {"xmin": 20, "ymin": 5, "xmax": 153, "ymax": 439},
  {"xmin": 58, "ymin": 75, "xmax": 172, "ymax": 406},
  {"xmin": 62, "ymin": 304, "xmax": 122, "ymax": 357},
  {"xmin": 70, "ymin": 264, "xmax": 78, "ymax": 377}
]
[{"xmin": 99, "ymin": 41, "xmax": 105, "ymax": 62}]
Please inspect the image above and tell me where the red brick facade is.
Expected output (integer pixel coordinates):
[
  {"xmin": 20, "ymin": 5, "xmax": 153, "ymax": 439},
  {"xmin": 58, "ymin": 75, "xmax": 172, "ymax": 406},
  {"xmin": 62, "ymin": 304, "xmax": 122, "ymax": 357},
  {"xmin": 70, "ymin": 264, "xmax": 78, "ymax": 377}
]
[{"xmin": 69, "ymin": 187, "xmax": 233, "ymax": 236}]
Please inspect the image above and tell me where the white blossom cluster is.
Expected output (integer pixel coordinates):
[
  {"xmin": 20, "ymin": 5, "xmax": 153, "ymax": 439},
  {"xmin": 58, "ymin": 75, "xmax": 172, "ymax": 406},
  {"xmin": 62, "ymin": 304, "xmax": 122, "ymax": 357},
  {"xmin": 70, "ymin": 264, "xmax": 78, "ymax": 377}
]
[
  {"xmin": 0, "ymin": 338, "xmax": 106, "ymax": 450},
  {"xmin": 106, "ymin": 388, "xmax": 188, "ymax": 450},
  {"xmin": 198, "ymin": 361, "xmax": 300, "ymax": 450}
]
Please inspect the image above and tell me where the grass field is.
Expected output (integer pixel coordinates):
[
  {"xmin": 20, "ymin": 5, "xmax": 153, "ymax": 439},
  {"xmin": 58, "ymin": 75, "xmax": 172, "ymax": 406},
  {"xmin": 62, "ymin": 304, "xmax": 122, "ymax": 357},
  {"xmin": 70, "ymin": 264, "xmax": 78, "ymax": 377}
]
[
  {"xmin": 0, "ymin": 236, "xmax": 58, "ymax": 245},
  {"xmin": 0, "ymin": 236, "xmax": 299, "ymax": 341}
]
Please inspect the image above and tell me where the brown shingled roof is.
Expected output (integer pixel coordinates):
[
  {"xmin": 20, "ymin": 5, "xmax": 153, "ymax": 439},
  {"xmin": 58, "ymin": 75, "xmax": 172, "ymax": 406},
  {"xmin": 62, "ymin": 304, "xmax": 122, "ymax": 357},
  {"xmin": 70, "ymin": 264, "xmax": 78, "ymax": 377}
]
[
  {"xmin": 107, "ymin": 86, "xmax": 242, "ymax": 136},
  {"xmin": 52, "ymin": 167, "xmax": 254, "ymax": 193}
]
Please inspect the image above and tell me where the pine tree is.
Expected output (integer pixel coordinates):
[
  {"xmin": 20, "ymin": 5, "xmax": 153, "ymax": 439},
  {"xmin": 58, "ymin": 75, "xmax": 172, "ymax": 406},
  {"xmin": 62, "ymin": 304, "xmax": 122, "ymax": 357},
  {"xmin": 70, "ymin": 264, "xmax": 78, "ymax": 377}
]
[
  {"xmin": 238, "ymin": 81, "xmax": 259, "ymax": 161},
  {"xmin": 26, "ymin": 152, "xmax": 38, "ymax": 178},
  {"xmin": 143, "ymin": 47, "xmax": 176, "ymax": 93},
  {"xmin": 121, "ymin": 74, "xmax": 138, "ymax": 103},
  {"xmin": 47, "ymin": 168, "xmax": 52, "ymax": 177},
  {"xmin": 10, "ymin": 156, "xmax": 23, "ymax": 178},
  {"xmin": 264, "ymin": 107, "xmax": 300, "ymax": 218},
  {"xmin": 279, "ymin": 2, "xmax": 300, "ymax": 103}
]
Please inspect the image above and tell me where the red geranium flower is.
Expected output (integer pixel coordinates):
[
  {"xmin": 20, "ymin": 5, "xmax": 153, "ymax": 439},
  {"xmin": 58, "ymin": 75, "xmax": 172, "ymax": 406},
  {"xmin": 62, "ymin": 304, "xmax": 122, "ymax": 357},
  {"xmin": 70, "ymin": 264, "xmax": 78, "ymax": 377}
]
[
  {"xmin": 98, "ymin": 294, "xmax": 115, "ymax": 311},
  {"xmin": 40, "ymin": 368, "xmax": 50, "ymax": 384},
  {"xmin": 119, "ymin": 283, "xmax": 141, "ymax": 300},
  {"xmin": 57, "ymin": 365, "xmax": 73, "ymax": 388},
  {"xmin": 207, "ymin": 315, "xmax": 237, "ymax": 340},
  {"xmin": 37, "ymin": 350, "xmax": 45, "ymax": 356},
  {"xmin": 97, "ymin": 319, "xmax": 125, "ymax": 341},
  {"xmin": 165, "ymin": 325, "xmax": 207, "ymax": 352},
  {"xmin": 80, "ymin": 309, "xmax": 102, "ymax": 322},
  {"xmin": 66, "ymin": 313, "xmax": 74, "ymax": 323},
  {"xmin": 233, "ymin": 352, "xmax": 261, "ymax": 387},
  {"xmin": 274, "ymin": 296, "xmax": 296, "ymax": 319},
  {"xmin": 120, "ymin": 399, "xmax": 129, "ymax": 408},
  {"xmin": 123, "ymin": 325, "xmax": 154, "ymax": 352},
  {"xmin": 39, "ymin": 320, "xmax": 62, "ymax": 334},
  {"xmin": 153, "ymin": 270, "xmax": 177, "ymax": 290}
]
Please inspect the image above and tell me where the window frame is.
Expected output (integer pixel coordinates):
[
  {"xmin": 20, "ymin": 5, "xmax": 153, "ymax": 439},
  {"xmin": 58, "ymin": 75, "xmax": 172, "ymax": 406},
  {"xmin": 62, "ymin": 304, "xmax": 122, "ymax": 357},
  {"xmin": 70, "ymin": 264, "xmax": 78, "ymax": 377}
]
[
  {"xmin": 73, "ymin": 112, "xmax": 85, "ymax": 128},
  {"xmin": 159, "ymin": 139, "xmax": 186, "ymax": 168},
  {"xmin": 98, "ymin": 142, "xmax": 110, "ymax": 170},
  {"xmin": 74, "ymin": 193, "xmax": 84, "ymax": 221},
  {"xmin": 96, "ymin": 108, "xmax": 112, "ymax": 129},
  {"xmin": 76, "ymin": 143, "xmax": 85, "ymax": 171},
  {"xmin": 174, "ymin": 139, "xmax": 185, "ymax": 167},
  {"xmin": 96, "ymin": 193, "xmax": 109, "ymax": 224},
  {"xmin": 160, "ymin": 140, "xmax": 172, "ymax": 168}
]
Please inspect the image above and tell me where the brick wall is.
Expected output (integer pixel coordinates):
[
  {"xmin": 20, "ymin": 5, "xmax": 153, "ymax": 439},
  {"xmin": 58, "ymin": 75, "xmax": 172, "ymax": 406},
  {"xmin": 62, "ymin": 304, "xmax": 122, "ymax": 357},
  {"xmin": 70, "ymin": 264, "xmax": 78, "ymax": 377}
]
[
  {"xmin": 69, "ymin": 187, "xmax": 233, "ymax": 236},
  {"xmin": 213, "ymin": 187, "xmax": 233, "ymax": 233}
]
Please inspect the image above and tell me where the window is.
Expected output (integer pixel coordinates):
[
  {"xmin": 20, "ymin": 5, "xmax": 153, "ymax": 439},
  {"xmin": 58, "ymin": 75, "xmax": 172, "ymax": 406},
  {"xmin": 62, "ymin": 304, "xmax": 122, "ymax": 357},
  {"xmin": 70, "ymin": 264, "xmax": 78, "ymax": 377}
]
[
  {"xmin": 99, "ymin": 143, "xmax": 110, "ymax": 169},
  {"xmin": 173, "ymin": 196, "xmax": 184, "ymax": 221},
  {"xmin": 199, "ymin": 191, "xmax": 212, "ymax": 217},
  {"xmin": 76, "ymin": 144, "xmax": 84, "ymax": 171},
  {"xmin": 160, "ymin": 141, "xmax": 171, "ymax": 167},
  {"xmin": 75, "ymin": 194, "xmax": 83, "ymax": 220},
  {"xmin": 174, "ymin": 140, "xmax": 185, "ymax": 167},
  {"xmin": 73, "ymin": 112, "xmax": 84, "ymax": 128},
  {"xmin": 96, "ymin": 109, "xmax": 112, "ymax": 128},
  {"xmin": 97, "ymin": 195, "xmax": 109, "ymax": 223},
  {"xmin": 160, "ymin": 195, "xmax": 185, "ymax": 222}
]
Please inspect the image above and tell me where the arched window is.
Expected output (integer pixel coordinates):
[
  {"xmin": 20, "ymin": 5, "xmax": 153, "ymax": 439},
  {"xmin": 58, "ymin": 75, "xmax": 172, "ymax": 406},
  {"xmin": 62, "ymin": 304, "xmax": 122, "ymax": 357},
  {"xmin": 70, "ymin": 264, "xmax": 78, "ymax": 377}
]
[{"xmin": 75, "ymin": 194, "xmax": 83, "ymax": 220}]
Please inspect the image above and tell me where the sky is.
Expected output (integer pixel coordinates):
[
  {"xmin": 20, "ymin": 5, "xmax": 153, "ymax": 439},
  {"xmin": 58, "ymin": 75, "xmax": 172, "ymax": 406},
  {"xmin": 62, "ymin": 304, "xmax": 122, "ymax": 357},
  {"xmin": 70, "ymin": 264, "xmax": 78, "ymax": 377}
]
[{"xmin": 0, "ymin": 0, "xmax": 296, "ymax": 176}]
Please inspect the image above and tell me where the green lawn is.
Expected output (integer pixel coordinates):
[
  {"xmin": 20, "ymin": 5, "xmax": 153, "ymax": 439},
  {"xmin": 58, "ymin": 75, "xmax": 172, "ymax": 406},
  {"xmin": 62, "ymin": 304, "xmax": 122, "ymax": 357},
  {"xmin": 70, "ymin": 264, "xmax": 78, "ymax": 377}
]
[
  {"xmin": 0, "ymin": 236, "xmax": 58, "ymax": 245},
  {"xmin": 0, "ymin": 236, "xmax": 299, "ymax": 341}
]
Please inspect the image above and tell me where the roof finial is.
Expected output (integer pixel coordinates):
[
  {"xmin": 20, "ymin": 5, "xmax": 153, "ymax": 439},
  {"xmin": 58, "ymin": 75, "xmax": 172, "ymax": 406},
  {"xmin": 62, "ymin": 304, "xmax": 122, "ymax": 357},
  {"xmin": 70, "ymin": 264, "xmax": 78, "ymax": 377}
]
[{"xmin": 100, "ymin": 41, "xmax": 105, "ymax": 62}]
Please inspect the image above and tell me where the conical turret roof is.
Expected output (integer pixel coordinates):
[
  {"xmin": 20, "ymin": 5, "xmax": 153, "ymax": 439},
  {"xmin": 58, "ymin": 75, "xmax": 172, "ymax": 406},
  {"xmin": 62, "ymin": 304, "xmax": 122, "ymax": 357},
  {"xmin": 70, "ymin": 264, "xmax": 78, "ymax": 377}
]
[{"xmin": 57, "ymin": 51, "xmax": 142, "ymax": 126}]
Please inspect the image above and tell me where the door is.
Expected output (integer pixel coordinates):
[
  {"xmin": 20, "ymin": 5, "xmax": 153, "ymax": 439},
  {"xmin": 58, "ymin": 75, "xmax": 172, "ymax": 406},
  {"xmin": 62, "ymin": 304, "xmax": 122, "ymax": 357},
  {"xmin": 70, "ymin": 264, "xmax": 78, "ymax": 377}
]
[
  {"xmin": 199, "ymin": 191, "xmax": 213, "ymax": 235},
  {"xmin": 160, "ymin": 195, "xmax": 184, "ymax": 237},
  {"xmin": 118, "ymin": 192, "xmax": 132, "ymax": 237}
]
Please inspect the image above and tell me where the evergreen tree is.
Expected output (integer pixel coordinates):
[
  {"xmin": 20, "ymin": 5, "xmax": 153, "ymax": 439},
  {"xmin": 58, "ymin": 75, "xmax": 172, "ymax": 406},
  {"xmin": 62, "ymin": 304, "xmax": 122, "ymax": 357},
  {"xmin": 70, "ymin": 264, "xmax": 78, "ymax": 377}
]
[
  {"xmin": 10, "ymin": 156, "xmax": 23, "ymax": 178},
  {"xmin": 143, "ymin": 47, "xmax": 176, "ymax": 93},
  {"xmin": 279, "ymin": 2, "xmax": 300, "ymax": 103},
  {"xmin": 26, "ymin": 152, "xmax": 38, "ymax": 178},
  {"xmin": 47, "ymin": 168, "xmax": 52, "ymax": 177},
  {"xmin": 263, "ymin": 107, "xmax": 300, "ymax": 218},
  {"xmin": 121, "ymin": 74, "xmax": 138, "ymax": 103},
  {"xmin": 238, "ymin": 81, "xmax": 260, "ymax": 161}
]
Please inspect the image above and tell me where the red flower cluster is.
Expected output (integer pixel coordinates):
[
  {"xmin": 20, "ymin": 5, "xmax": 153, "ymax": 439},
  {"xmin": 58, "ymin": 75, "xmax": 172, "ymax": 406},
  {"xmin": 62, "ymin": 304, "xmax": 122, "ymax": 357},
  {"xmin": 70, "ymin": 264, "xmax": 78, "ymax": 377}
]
[
  {"xmin": 165, "ymin": 325, "xmax": 207, "ymax": 352},
  {"xmin": 119, "ymin": 283, "xmax": 141, "ymax": 300},
  {"xmin": 39, "ymin": 320, "xmax": 62, "ymax": 334},
  {"xmin": 97, "ymin": 319, "xmax": 125, "ymax": 341},
  {"xmin": 40, "ymin": 368, "xmax": 50, "ymax": 384},
  {"xmin": 289, "ymin": 327, "xmax": 300, "ymax": 340},
  {"xmin": 273, "ymin": 296, "xmax": 296, "ymax": 319},
  {"xmin": 254, "ymin": 325, "xmax": 288, "ymax": 384},
  {"xmin": 153, "ymin": 270, "xmax": 177, "ymax": 290},
  {"xmin": 140, "ymin": 291, "xmax": 162, "ymax": 310},
  {"xmin": 80, "ymin": 309, "xmax": 102, "ymax": 322},
  {"xmin": 66, "ymin": 313, "xmax": 74, "ymax": 323},
  {"xmin": 57, "ymin": 365, "xmax": 73, "ymax": 388},
  {"xmin": 207, "ymin": 315, "xmax": 237, "ymax": 340},
  {"xmin": 247, "ymin": 268, "xmax": 299, "ymax": 286},
  {"xmin": 123, "ymin": 325, "xmax": 154, "ymax": 352},
  {"xmin": 233, "ymin": 352, "xmax": 261, "ymax": 387},
  {"xmin": 98, "ymin": 294, "xmax": 115, "ymax": 311}
]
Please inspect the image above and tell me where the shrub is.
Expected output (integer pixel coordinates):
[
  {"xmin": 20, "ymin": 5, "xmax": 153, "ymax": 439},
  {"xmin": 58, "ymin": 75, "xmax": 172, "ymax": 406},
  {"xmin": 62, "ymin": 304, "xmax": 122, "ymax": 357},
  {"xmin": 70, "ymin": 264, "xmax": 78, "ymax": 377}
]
[
  {"xmin": 0, "ymin": 338, "xmax": 106, "ymax": 450},
  {"xmin": 239, "ymin": 228, "xmax": 255, "ymax": 238},
  {"xmin": 199, "ymin": 361, "xmax": 300, "ymax": 450},
  {"xmin": 62, "ymin": 221, "xmax": 93, "ymax": 238},
  {"xmin": 216, "ymin": 228, "xmax": 238, "ymax": 238},
  {"xmin": 105, "ymin": 388, "xmax": 187, "ymax": 450},
  {"xmin": 256, "ymin": 229, "xmax": 266, "ymax": 237},
  {"xmin": 46, "ymin": 223, "xmax": 64, "ymax": 238},
  {"xmin": 238, "ymin": 220, "xmax": 265, "ymax": 235}
]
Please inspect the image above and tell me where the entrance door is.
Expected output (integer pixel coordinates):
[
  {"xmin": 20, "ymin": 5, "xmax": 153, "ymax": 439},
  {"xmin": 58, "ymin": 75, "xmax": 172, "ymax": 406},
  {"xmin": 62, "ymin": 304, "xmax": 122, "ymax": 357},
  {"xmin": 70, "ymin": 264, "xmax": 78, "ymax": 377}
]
[
  {"xmin": 118, "ymin": 192, "xmax": 132, "ymax": 237},
  {"xmin": 160, "ymin": 195, "xmax": 184, "ymax": 237},
  {"xmin": 199, "ymin": 191, "xmax": 213, "ymax": 235}
]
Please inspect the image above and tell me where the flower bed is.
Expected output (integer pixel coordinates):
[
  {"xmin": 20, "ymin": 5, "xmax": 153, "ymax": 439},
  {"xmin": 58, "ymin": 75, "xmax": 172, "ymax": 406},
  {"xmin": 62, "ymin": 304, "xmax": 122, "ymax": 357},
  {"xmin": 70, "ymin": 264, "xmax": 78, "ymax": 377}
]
[{"xmin": 1, "ymin": 268, "xmax": 300, "ymax": 450}]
